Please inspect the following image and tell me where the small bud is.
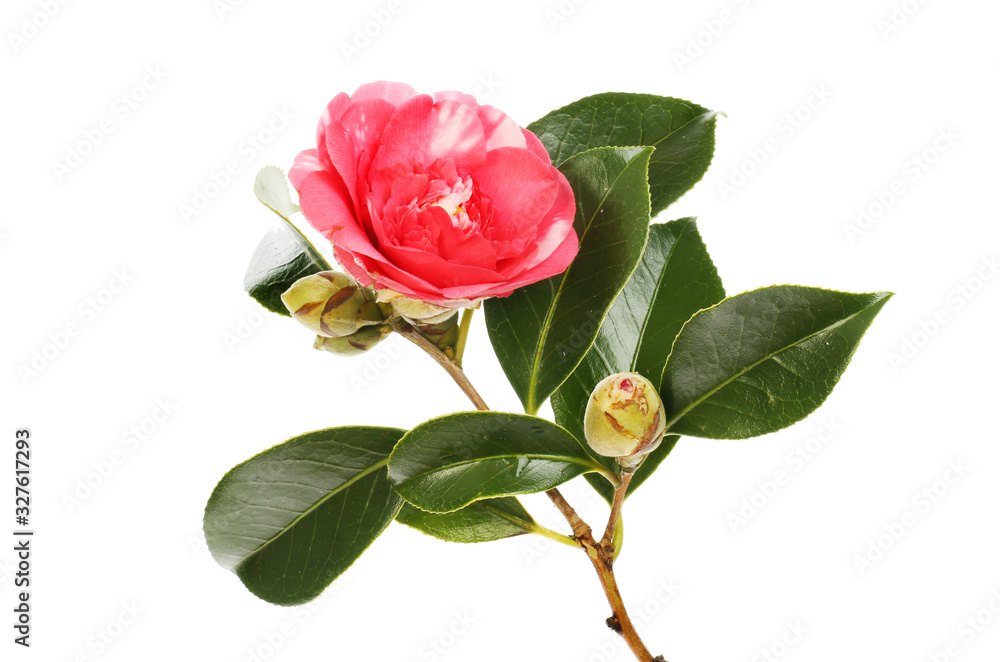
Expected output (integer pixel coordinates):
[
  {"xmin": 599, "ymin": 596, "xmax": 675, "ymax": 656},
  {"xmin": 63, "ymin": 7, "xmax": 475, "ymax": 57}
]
[
  {"xmin": 375, "ymin": 289, "xmax": 456, "ymax": 324},
  {"xmin": 313, "ymin": 325, "xmax": 391, "ymax": 357},
  {"xmin": 584, "ymin": 373, "xmax": 666, "ymax": 463},
  {"xmin": 281, "ymin": 272, "xmax": 383, "ymax": 338}
]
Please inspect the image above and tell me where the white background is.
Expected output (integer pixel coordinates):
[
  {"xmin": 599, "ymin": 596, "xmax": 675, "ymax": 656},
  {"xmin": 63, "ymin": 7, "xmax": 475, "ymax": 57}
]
[{"xmin": 2, "ymin": 0, "xmax": 999, "ymax": 660}]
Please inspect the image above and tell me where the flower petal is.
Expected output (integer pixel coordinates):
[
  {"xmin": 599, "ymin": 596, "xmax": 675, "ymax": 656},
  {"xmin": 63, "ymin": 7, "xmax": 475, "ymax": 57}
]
[
  {"xmin": 473, "ymin": 147, "xmax": 559, "ymax": 231},
  {"xmin": 352, "ymin": 81, "xmax": 419, "ymax": 106},
  {"xmin": 522, "ymin": 128, "xmax": 552, "ymax": 164},
  {"xmin": 478, "ymin": 105, "xmax": 526, "ymax": 151},
  {"xmin": 372, "ymin": 96, "xmax": 487, "ymax": 176},
  {"xmin": 289, "ymin": 148, "xmax": 322, "ymax": 190}
]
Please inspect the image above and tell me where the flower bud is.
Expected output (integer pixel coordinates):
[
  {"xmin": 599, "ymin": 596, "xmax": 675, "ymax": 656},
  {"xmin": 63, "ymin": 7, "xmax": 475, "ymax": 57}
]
[
  {"xmin": 584, "ymin": 373, "xmax": 666, "ymax": 462},
  {"xmin": 375, "ymin": 289, "xmax": 456, "ymax": 324},
  {"xmin": 313, "ymin": 325, "xmax": 391, "ymax": 357},
  {"xmin": 281, "ymin": 272, "xmax": 383, "ymax": 338}
]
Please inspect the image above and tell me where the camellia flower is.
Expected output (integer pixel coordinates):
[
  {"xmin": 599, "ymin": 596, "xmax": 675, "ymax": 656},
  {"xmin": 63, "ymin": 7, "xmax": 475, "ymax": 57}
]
[{"xmin": 289, "ymin": 81, "xmax": 579, "ymax": 308}]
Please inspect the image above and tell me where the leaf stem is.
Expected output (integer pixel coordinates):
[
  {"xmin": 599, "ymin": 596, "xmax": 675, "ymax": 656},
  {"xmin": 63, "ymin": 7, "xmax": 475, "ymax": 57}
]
[
  {"xmin": 453, "ymin": 308, "xmax": 475, "ymax": 367},
  {"xmin": 395, "ymin": 317, "xmax": 662, "ymax": 661},
  {"xmin": 529, "ymin": 523, "xmax": 579, "ymax": 548},
  {"xmin": 601, "ymin": 470, "xmax": 633, "ymax": 551}
]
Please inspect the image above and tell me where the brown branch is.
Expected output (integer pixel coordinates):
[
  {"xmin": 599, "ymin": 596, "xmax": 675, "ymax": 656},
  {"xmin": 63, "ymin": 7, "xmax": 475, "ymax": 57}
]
[
  {"xmin": 393, "ymin": 315, "xmax": 662, "ymax": 661},
  {"xmin": 389, "ymin": 317, "xmax": 489, "ymax": 411}
]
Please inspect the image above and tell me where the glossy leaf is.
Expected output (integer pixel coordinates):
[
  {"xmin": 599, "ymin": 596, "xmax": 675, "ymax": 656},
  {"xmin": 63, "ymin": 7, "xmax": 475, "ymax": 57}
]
[
  {"xmin": 244, "ymin": 167, "xmax": 331, "ymax": 316},
  {"xmin": 203, "ymin": 426, "xmax": 404, "ymax": 605},
  {"xmin": 528, "ymin": 93, "xmax": 719, "ymax": 216},
  {"xmin": 485, "ymin": 146, "xmax": 653, "ymax": 414},
  {"xmin": 388, "ymin": 411, "xmax": 609, "ymax": 513},
  {"xmin": 661, "ymin": 286, "xmax": 893, "ymax": 439},
  {"xmin": 552, "ymin": 219, "xmax": 726, "ymax": 502},
  {"xmin": 396, "ymin": 498, "xmax": 537, "ymax": 543}
]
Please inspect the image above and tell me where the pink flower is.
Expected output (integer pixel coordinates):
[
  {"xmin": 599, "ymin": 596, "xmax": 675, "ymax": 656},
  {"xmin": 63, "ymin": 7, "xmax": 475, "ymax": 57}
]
[{"xmin": 289, "ymin": 81, "xmax": 578, "ymax": 308}]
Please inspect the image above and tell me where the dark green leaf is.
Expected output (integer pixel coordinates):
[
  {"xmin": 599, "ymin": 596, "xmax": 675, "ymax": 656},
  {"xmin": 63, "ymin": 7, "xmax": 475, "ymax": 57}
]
[
  {"xmin": 244, "ymin": 167, "xmax": 331, "ymax": 316},
  {"xmin": 486, "ymin": 146, "xmax": 653, "ymax": 414},
  {"xmin": 661, "ymin": 286, "xmax": 893, "ymax": 439},
  {"xmin": 203, "ymin": 426, "xmax": 404, "ymax": 606},
  {"xmin": 552, "ymin": 219, "xmax": 726, "ymax": 501},
  {"xmin": 396, "ymin": 498, "xmax": 537, "ymax": 543},
  {"xmin": 528, "ymin": 93, "xmax": 719, "ymax": 217},
  {"xmin": 388, "ymin": 411, "xmax": 610, "ymax": 513}
]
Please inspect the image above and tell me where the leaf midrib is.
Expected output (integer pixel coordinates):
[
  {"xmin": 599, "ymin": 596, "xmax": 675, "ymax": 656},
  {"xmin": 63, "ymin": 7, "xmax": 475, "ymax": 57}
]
[
  {"xmin": 232, "ymin": 457, "xmax": 389, "ymax": 571},
  {"xmin": 630, "ymin": 221, "xmax": 687, "ymax": 373},
  {"xmin": 662, "ymin": 297, "xmax": 883, "ymax": 431},
  {"xmin": 398, "ymin": 453, "xmax": 604, "ymax": 483},
  {"xmin": 525, "ymin": 149, "xmax": 647, "ymax": 414}
]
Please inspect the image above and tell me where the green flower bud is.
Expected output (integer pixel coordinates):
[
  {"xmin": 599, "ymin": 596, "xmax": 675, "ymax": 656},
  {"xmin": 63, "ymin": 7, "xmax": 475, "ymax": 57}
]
[
  {"xmin": 281, "ymin": 272, "xmax": 383, "ymax": 338},
  {"xmin": 584, "ymin": 373, "xmax": 666, "ymax": 463},
  {"xmin": 375, "ymin": 289, "xmax": 456, "ymax": 324},
  {"xmin": 313, "ymin": 325, "xmax": 391, "ymax": 357}
]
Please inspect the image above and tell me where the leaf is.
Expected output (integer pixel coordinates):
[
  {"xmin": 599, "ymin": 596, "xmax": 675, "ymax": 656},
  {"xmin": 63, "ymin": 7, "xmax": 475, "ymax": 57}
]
[
  {"xmin": 396, "ymin": 497, "xmax": 537, "ymax": 543},
  {"xmin": 254, "ymin": 165, "xmax": 300, "ymax": 218},
  {"xmin": 528, "ymin": 93, "xmax": 719, "ymax": 217},
  {"xmin": 203, "ymin": 426, "xmax": 404, "ymax": 606},
  {"xmin": 244, "ymin": 167, "xmax": 332, "ymax": 316},
  {"xmin": 388, "ymin": 411, "xmax": 610, "ymax": 513},
  {"xmin": 552, "ymin": 219, "xmax": 726, "ymax": 502},
  {"xmin": 661, "ymin": 286, "xmax": 893, "ymax": 439},
  {"xmin": 485, "ymin": 146, "xmax": 653, "ymax": 414}
]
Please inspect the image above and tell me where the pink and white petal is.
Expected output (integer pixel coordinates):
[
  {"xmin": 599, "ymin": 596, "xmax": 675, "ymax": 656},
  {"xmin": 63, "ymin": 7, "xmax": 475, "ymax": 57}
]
[
  {"xmin": 299, "ymin": 171, "xmax": 384, "ymax": 265},
  {"xmin": 478, "ymin": 105, "xmax": 526, "ymax": 151},
  {"xmin": 289, "ymin": 148, "xmax": 323, "ymax": 191},
  {"xmin": 351, "ymin": 81, "xmax": 419, "ymax": 106},
  {"xmin": 323, "ymin": 120, "xmax": 360, "ymax": 212},
  {"xmin": 373, "ymin": 96, "xmax": 487, "ymax": 175},
  {"xmin": 433, "ymin": 90, "xmax": 479, "ymax": 107},
  {"xmin": 337, "ymin": 98, "xmax": 397, "ymax": 193},
  {"xmin": 316, "ymin": 92, "xmax": 352, "ymax": 149},
  {"xmin": 473, "ymin": 147, "xmax": 559, "ymax": 229},
  {"xmin": 522, "ymin": 128, "xmax": 553, "ymax": 164}
]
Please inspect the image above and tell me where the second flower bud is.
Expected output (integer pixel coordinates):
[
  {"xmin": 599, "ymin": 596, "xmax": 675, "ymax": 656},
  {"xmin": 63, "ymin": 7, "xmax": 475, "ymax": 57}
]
[{"xmin": 281, "ymin": 271, "xmax": 385, "ymax": 338}]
